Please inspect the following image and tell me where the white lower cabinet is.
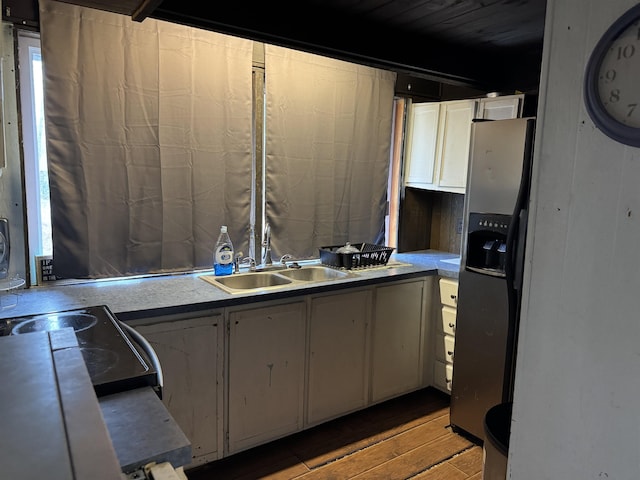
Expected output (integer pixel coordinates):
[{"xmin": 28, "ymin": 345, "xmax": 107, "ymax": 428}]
[
  {"xmin": 227, "ymin": 301, "xmax": 306, "ymax": 454},
  {"xmin": 307, "ymin": 289, "xmax": 371, "ymax": 426},
  {"xmin": 131, "ymin": 275, "xmax": 438, "ymax": 464},
  {"xmin": 433, "ymin": 360, "xmax": 454, "ymax": 393},
  {"xmin": 133, "ymin": 312, "xmax": 223, "ymax": 468},
  {"xmin": 371, "ymin": 279, "xmax": 427, "ymax": 403},
  {"xmin": 433, "ymin": 277, "xmax": 459, "ymax": 394}
]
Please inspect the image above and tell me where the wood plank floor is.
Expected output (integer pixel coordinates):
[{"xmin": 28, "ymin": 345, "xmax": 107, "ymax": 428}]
[{"xmin": 187, "ymin": 387, "xmax": 483, "ymax": 480}]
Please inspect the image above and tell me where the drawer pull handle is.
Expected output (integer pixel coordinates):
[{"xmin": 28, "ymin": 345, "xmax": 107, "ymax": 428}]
[
  {"xmin": 447, "ymin": 350, "xmax": 454, "ymax": 356},
  {"xmin": 448, "ymin": 322, "xmax": 455, "ymax": 329},
  {"xmin": 450, "ymin": 294, "xmax": 457, "ymax": 300}
]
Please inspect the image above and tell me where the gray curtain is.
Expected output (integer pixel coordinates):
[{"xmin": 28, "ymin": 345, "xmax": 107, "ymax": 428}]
[
  {"xmin": 264, "ymin": 46, "xmax": 396, "ymax": 260},
  {"xmin": 39, "ymin": 0, "xmax": 253, "ymax": 278}
]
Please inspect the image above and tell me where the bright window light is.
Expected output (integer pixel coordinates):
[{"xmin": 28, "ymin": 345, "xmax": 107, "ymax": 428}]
[{"xmin": 18, "ymin": 31, "xmax": 52, "ymax": 283}]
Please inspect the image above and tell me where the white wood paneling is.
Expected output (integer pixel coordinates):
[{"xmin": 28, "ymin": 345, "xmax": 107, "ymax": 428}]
[{"xmin": 510, "ymin": 0, "xmax": 640, "ymax": 478}]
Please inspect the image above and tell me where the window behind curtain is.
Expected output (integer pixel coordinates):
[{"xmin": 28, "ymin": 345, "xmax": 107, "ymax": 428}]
[
  {"xmin": 18, "ymin": 31, "xmax": 51, "ymax": 284},
  {"xmin": 39, "ymin": 0, "xmax": 253, "ymax": 278},
  {"xmin": 264, "ymin": 46, "xmax": 396, "ymax": 260}
]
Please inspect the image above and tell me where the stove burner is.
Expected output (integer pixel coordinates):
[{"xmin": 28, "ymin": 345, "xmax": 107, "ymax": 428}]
[
  {"xmin": 1, "ymin": 305, "xmax": 158, "ymax": 396},
  {"xmin": 11, "ymin": 313, "xmax": 98, "ymax": 335}
]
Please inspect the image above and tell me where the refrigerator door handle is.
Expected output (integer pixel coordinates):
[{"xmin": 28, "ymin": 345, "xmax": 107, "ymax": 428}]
[
  {"xmin": 503, "ymin": 118, "xmax": 535, "ymax": 403},
  {"xmin": 505, "ymin": 119, "xmax": 535, "ymax": 294}
]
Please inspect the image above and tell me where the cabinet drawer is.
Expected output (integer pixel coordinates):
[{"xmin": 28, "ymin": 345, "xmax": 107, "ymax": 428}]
[
  {"xmin": 440, "ymin": 306, "xmax": 456, "ymax": 336},
  {"xmin": 434, "ymin": 333, "xmax": 455, "ymax": 364},
  {"xmin": 433, "ymin": 360, "xmax": 453, "ymax": 392},
  {"xmin": 439, "ymin": 278, "xmax": 458, "ymax": 307}
]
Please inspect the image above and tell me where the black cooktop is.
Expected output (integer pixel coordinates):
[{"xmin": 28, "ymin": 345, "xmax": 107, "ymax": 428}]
[{"xmin": 0, "ymin": 305, "xmax": 157, "ymax": 397}]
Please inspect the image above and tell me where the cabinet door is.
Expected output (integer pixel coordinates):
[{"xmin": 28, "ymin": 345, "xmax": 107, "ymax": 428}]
[
  {"xmin": 371, "ymin": 280, "xmax": 425, "ymax": 403},
  {"xmin": 435, "ymin": 333, "xmax": 455, "ymax": 364},
  {"xmin": 307, "ymin": 290, "xmax": 370, "ymax": 426},
  {"xmin": 433, "ymin": 360, "xmax": 454, "ymax": 393},
  {"xmin": 134, "ymin": 314, "xmax": 222, "ymax": 467},
  {"xmin": 228, "ymin": 302, "xmax": 306, "ymax": 453},
  {"xmin": 404, "ymin": 103, "xmax": 440, "ymax": 188},
  {"xmin": 439, "ymin": 278, "xmax": 459, "ymax": 308},
  {"xmin": 436, "ymin": 99, "xmax": 476, "ymax": 191},
  {"xmin": 478, "ymin": 94, "xmax": 524, "ymax": 120}
]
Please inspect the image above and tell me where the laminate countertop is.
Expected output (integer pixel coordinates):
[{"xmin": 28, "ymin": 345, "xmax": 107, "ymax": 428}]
[{"xmin": 0, "ymin": 250, "xmax": 460, "ymax": 322}]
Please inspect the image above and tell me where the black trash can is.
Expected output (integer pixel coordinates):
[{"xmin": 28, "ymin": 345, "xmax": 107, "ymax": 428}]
[{"xmin": 482, "ymin": 402, "xmax": 513, "ymax": 480}]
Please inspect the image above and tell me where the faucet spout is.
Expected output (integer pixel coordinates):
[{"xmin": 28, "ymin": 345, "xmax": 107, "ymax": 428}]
[{"xmin": 262, "ymin": 223, "xmax": 273, "ymax": 266}]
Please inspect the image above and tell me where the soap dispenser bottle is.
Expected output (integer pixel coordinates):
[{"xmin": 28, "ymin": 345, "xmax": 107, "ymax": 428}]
[{"xmin": 214, "ymin": 225, "xmax": 234, "ymax": 276}]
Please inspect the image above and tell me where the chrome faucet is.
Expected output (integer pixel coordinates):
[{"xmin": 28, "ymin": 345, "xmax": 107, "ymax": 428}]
[
  {"xmin": 234, "ymin": 252, "xmax": 257, "ymax": 273},
  {"xmin": 280, "ymin": 254, "xmax": 293, "ymax": 267},
  {"xmin": 262, "ymin": 223, "xmax": 273, "ymax": 267},
  {"xmin": 233, "ymin": 252, "xmax": 244, "ymax": 274},
  {"xmin": 280, "ymin": 254, "xmax": 301, "ymax": 269}
]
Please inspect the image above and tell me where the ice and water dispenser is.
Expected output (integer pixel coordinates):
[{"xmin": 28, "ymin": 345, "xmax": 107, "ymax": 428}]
[{"xmin": 465, "ymin": 212, "xmax": 511, "ymax": 277}]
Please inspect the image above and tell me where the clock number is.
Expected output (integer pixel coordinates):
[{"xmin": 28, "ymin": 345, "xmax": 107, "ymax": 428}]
[
  {"xmin": 616, "ymin": 44, "xmax": 636, "ymax": 59},
  {"xmin": 603, "ymin": 69, "xmax": 617, "ymax": 83},
  {"xmin": 628, "ymin": 104, "xmax": 638, "ymax": 117},
  {"xmin": 609, "ymin": 89, "xmax": 621, "ymax": 103}
]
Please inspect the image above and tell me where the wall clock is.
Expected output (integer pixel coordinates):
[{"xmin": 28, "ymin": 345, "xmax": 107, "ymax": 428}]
[{"xmin": 584, "ymin": 3, "xmax": 640, "ymax": 147}]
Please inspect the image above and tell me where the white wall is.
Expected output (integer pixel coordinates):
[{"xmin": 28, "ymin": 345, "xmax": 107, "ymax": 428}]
[{"xmin": 511, "ymin": 0, "xmax": 640, "ymax": 478}]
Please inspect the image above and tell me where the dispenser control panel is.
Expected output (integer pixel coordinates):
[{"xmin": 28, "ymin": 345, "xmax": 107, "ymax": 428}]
[
  {"xmin": 465, "ymin": 212, "xmax": 511, "ymax": 277},
  {"xmin": 468, "ymin": 212, "xmax": 510, "ymax": 235}
]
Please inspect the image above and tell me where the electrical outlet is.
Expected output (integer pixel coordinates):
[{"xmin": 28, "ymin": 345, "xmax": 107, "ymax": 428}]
[{"xmin": 456, "ymin": 218, "xmax": 463, "ymax": 234}]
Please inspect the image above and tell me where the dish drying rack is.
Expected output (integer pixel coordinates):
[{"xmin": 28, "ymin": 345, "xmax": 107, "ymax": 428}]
[{"xmin": 319, "ymin": 243, "xmax": 395, "ymax": 270}]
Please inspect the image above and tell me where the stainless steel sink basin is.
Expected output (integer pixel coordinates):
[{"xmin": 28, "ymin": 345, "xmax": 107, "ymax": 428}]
[
  {"xmin": 201, "ymin": 264, "xmax": 358, "ymax": 294},
  {"xmin": 277, "ymin": 266, "xmax": 353, "ymax": 282},
  {"xmin": 203, "ymin": 272, "xmax": 293, "ymax": 293}
]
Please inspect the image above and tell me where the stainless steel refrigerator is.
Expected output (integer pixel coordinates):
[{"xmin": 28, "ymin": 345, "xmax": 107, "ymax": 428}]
[{"xmin": 449, "ymin": 117, "xmax": 535, "ymax": 442}]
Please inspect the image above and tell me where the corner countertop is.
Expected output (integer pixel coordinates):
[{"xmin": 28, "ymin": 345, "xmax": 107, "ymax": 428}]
[{"xmin": 0, "ymin": 250, "xmax": 460, "ymax": 322}]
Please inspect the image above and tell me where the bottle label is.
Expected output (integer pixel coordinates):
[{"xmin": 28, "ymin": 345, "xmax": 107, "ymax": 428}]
[{"xmin": 215, "ymin": 244, "xmax": 233, "ymax": 265}]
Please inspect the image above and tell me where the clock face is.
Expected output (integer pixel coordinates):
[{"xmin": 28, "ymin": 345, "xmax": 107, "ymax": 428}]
[
  {"xmin": 596, "ymin": 19, "xmax": 640, "ymax": 128},
  {"xmin": 584, "ymin": 4, "xmax": 640, "ymax": 147}
]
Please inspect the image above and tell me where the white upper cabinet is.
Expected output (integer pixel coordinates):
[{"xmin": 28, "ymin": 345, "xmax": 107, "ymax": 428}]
[
  {"xmin": 404, "ymin": 103, "xmax": 440, "ymax": 189},
  {"xmin": 404, "ymin": 99, "xmax": 476, "ymax": 194},
  {"xmin": 403, "ymin": 94, "xmax": 524, "ymax": 194},
  {"xmin": 435, "ymin": 99, "xmax": 477, "ymax": 192},
  {"xmin": 477, "ymin": 94, "xmax": 524, "ymax": 120}
]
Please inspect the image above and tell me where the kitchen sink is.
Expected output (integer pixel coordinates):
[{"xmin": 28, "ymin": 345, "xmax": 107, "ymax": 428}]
[
  {"xmin": 205, "ymin": 272, "xmax": 293, "ymax": 292},
  {"xmin": 201, "ymin": 264, "xmax": 359, "ymax": 294},
  {"xmin": 277, "ymin": 266, "xmax": 353, "ymax": 282}
]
